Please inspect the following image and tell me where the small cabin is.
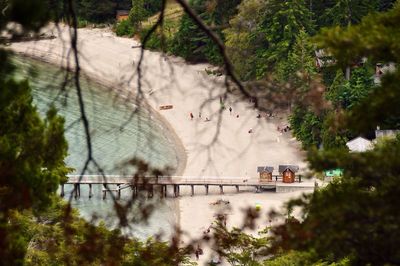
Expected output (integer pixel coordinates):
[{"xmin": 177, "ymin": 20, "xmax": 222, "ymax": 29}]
[
  {"xmin": 279, "ymin": 165, "xmax": 299, "ymax": 183},
  {"xmin": 346, "ymin": 136, "xmax": 372, "ymax": 152},
  {"xmin": 257, "ymin": 166, "xmax": 274, "ymax": 182},
  {"xmin": 116, "ymin": 10, "xmax": 130, "ymax": 21}
]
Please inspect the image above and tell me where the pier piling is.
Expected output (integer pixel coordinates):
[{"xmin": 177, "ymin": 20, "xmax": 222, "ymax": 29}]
[
  {"xmin": 102, "ymin": 184, "xmax": 107, "ymax": 200},
  {"xmin": 74, "ymin": 184, "xmax": 78, "ymax": 199},
  {"xmin": 117, "ymin": 184, "xmax": 121, "ymax": 200},
  {"xmin": 89, "ymin": 184, "xmax": 92, "ymax": 198},
  {"xmin": 174, "ymin": 185, "xmax": 180, "ymax": 197}
]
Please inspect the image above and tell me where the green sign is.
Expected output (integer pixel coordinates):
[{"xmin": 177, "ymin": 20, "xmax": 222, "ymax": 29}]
[{"xmin": 324, "ymin": 169, "xmax": 343, "ymax": 177}]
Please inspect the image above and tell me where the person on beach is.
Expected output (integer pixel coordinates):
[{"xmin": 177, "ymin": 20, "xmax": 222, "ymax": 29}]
[
  {"xmin": 229, "ymin": 106, "xmax": 232, "ymax": 114},
  {"xmin": 199, "ymin": 111, "xmax": 201, "ymax": 118},
  {"xmin": 205, "ymin": 117, "xmax": 210, "ymax": 122},
  {"xmin": 256, "ymin": 113, "xmax": 261, "ymax": 118},
  {"xmin": 236, "ymin": 114, "xmax": 239, "ymax": 118},
  {"xmin": 190, "ymin": 112, "xmax": 194, "ymax": 120},
  {"xmin": 248, "ymin": 128, "xmax": 253, "ymax": 134}
]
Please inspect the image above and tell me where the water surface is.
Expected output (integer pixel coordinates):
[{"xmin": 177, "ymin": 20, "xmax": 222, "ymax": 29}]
[{"xmin": 12, "ymin": 55, "xmax": 179, "ymax": 240}]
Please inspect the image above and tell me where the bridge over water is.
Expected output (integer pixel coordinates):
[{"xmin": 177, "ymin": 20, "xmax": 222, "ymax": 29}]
[{"xmin": 62, "ymin": 175, "xmax": 314, "ymax": 199}]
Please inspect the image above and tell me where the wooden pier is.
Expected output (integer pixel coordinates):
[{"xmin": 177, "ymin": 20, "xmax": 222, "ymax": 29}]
[{"xmin": 62, "ymin": 175, "xmax": 310, "ymax": 199}]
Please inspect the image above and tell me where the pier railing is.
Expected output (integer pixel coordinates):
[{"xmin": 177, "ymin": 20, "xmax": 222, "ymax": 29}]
[
  {"xmin": 61, "ymin": 174, "xmax": 307, "ymax": 199},
  {"xmin": 65, "ymin": 174, "xmax": 303, "ymax": 185}
]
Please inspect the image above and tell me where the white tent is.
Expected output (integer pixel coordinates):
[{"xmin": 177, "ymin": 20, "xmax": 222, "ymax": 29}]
[{"xmin": 346, "ymin": 137, "xmax": 373, "ymax": 152}]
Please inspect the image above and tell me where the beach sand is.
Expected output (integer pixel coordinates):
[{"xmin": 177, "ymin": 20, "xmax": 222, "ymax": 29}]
[{"xmin": 10, "ymin": 25, "xmax": 312, "ymax": 264}]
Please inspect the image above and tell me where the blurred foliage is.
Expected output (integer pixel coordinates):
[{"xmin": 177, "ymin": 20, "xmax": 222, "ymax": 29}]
[
  {"xmin": 269, "ymin": 136, "xmax": 400, "ymax": 265},
  {"xmin": 268, "ymin": 4, "xmax": 400, "ymax": 265},
  {"xmin": 8, "ymin": 197, "xmax": 190, "ymax": 265},
  {"xmin": 2, "ymin": 0, "xmax": 400, "ymax": 265},
  {"xmin": 264, "ymin": 250, "xmax": 350, "ymax": 265},
  {"xmin": 0, "ymin": 1, "xmax": 191, "ymax": 265},
  {"xmin": 0, "ymin": 47, "xmax": 69, "ymax": 264}
]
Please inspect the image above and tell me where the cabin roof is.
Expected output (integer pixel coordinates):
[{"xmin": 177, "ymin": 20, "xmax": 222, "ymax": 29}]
[
  {"xmin": 257, "ymin": 166, "xmax": 274, "ymax": 173},
  {"xmin": 116, "ymin": 10, "xmax": 130, "ymax": 16},
  {"xmin": 278, "ymin": 165, "xmax": 299, "ymax": 173}
]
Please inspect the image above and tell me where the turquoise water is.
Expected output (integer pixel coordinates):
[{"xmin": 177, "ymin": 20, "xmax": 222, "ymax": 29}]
[{"xmin": 11, "ymin": 55, "xmax": 179, "ymax": 239}]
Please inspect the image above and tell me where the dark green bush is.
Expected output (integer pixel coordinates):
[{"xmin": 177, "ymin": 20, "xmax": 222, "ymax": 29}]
[{"xmin": 115, "ymin": 19, "xmax": 134, "ymax": 37}]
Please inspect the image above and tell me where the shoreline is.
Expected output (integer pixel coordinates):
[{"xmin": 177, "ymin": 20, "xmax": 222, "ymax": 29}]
[
  {"xmin": 8, "ymin": 25, "xmax": 309, "ymax": 256},
  {"xmin": 13, "ymin": 51, "xmax": 187, "ymax": 178},
  {"xmin": 12, "ymin": 51, "xmax": 186, "ymax": 230}
]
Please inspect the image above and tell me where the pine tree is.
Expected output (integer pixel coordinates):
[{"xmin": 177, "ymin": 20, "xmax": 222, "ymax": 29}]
[
  {"xmin": 319, "ymin": 0, "xmax": 379, "ymax": 27},
  {"xmin": 0, "ymin": 52, "xmax": 69, "ymax": 265},
  {"xmin": 276, "ymin": 29, "xmax": 317, "ymax": 90},
  {"xmin": 224, "ymin": 0, "xmax": 269, "ymax": 80},
  {"xmin": 171, "ymin": 0, "xmax": 241, "ymax": 64},
  {"xmin": 257, "ymin": 0, "xmax": 315, "ymax": 78},
  {"xmin": 271, "ymin": 5, "xmax": 400, "ymax": 264},
  {"xmin": 129, "ymin": 0, "xmax": 146, "ymax": 31},
  {"xmin": 77, "ymin": 0, "xmax": 116, "ymax": 23}
]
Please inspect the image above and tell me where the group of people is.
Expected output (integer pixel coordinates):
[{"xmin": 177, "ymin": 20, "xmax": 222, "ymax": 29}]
[
  {"xmin": 194, "ymin": 245, "xmax": 204, "ymax": 260},
  {"xmin": 189, "ymin": 102, "xmax": 273, "ymax": 135},
  {"xmin": 277, "ymin": 125, "xmax": 291, "ymax": 133},
  {"xmin": 189, "ymin": 112, "xmax": 210, "ymax": 122}
]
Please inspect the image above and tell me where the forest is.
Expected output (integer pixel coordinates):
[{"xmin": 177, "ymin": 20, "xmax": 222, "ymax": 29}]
[
  {"xmin": 1, "ymin": 0, "xmax": 400, "ymax": 265},
  {"xmin": 118, "ymin": 0, "xmax": 398, "ymax": 150}
]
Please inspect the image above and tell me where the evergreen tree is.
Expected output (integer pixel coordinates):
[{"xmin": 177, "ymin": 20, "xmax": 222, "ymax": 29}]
[
  {"xmin": 255, "ymin": 0, "xmax": 314, "ymax": 77},
  {"xmin": 224, "ymin": 0, "xmax": 269, "ymax": 80},
  {"xmin": 77, "ymin": 0, "xmax": 116, "ymax": 23},
  {"xmin": 270, "ymin": 4, "xmax": 400, "ymax": 264},
  {"xmin": 276, "ymin": 29, "xmax": 317, "ymax": 90},
  {"xmin": 225, "ymin": 0, "xmax": 315, "ymax": 80},
  {"xmin": 171, "ymin": 0, "xmax": 241, "ymax": 64},
  {"xmin": 319, "ymin": 0, "xmax": 379, "ymax": 27},
  {"xmin": 378, "ymin": 0, "xmax": 397, "ymax": 11},
  {"xmin": 129, "ymin": 0, "xmax": 146, "ymax": 31},
  {"xmin": 0, "ymin": 52, "xmax": 69, "ymax": 265}
]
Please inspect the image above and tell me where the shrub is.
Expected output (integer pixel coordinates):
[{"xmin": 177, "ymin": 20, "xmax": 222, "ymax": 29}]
[{"xmin": 115, "ymin": 19, "xmax": 134, "ymax": 37}]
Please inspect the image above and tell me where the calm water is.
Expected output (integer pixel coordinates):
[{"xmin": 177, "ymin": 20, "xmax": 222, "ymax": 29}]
[{"xmin": 12, "ymin": 55, "xmax": 179, "ymax": 240}]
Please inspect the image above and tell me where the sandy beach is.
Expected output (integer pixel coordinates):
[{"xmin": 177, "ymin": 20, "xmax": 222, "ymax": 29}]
[{"xmin": 10, "ymin": 25, "xmax": 312, "ymax": 264}]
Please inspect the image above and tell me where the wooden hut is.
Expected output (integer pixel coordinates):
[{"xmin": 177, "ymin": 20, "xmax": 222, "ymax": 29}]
[
  {"xmin": 257, "ymin": 166, "xmax": 274, "ymax": 182},
  {"xmin": 278, "ymin": 165, "xmax": 299, "ymax": 183},
  {"xmin": 116, "ymin": 10, "xmax": 129, "ymax": 21}
]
